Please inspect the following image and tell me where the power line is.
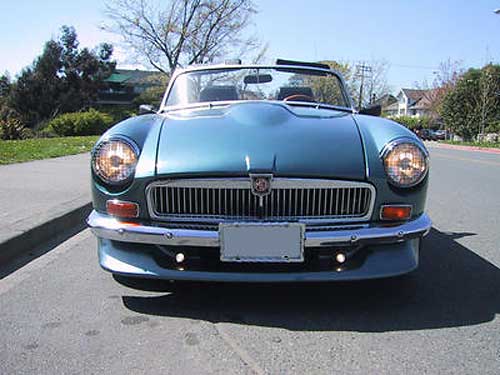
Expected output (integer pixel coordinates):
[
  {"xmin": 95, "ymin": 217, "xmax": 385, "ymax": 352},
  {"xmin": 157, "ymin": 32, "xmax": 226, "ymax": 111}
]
[{"xmin": 391, "ymin": 63, "xmax": 439, "ymax": 71}]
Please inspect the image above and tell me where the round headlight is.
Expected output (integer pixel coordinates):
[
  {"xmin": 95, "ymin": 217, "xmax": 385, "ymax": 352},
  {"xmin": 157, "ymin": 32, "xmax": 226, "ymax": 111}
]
[
  {"xmin": 382, "ymin": 139, "xmax": 428, "ymax": 187},
  {"xmin": 92, "ymin": 138, "xmax": 139, "ymax": 185}
]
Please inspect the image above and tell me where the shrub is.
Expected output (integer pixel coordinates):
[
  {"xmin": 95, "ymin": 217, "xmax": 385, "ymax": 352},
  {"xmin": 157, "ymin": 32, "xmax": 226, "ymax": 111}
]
[
  {"xmin": 0, "ymin": 117, "xmax": 33, "ymax": 140},
  {"xmin": 0, "ymin": 105, "xmax": 32, "ymax": 140},
  {"xmin": 133, "ymin": 85, "xmax": 165, "ymax": 108},
  {"xmin": 98, "ymin": 105, "xmax": 137, "ymax": 123},
  {"xmin": 485, "ymin": 121, "xmax": 500, "ymax": 134},
  {"xmin": 391, "ymin": 116, "xmax": 419, "ymax": 130},
  {"xmin": 47, "ymin": 109, "xmax": 114, "ymax": 136},
  {"xmin": 392, "ymin": 115, "xmax": 433, "ymax": 130}
]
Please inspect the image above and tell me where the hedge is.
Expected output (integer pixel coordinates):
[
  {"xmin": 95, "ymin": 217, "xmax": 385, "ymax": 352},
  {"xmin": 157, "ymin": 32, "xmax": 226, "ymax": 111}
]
[
  {"xmin": 391, "ymin": 115, "xmax": 435, "ymax": 130},
  {"xmin": 47, "ymin": 109, "xmax": 114, "ymax": 136}
]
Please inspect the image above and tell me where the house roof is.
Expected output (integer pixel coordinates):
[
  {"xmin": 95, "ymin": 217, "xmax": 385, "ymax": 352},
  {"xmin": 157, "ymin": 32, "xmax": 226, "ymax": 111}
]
[
  {"xmin": 407, "ymin": 88, "xmax": 440, "ymax": 110},
  {"xmin": 385, "ymin": 102, "xmax": 399, "ymax": 111},
  {"xmin": 105, "ymin": 69, "xmax": 164, "ymax": 85},
  {"xmin": 373, "ymin": 94, "xmax": 397, "ymax": 107},
  {"xmin": 401, "ymin": 88, "xmax": 428, "ymax": 102}
]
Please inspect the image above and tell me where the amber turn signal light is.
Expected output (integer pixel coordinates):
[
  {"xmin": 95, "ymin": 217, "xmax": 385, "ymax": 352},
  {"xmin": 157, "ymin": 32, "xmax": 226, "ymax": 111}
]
[
  {"xmin": 106, "ymin": 200, "xmax": 139, "ymax": 218},
  {"xmin": 380, "ymin": 205, "xmax": 412, "ymax": 221}
]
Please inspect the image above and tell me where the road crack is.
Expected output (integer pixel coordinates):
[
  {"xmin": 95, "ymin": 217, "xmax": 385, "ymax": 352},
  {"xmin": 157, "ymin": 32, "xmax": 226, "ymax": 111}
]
[{"xmin": 214, "ymin": 323, "xmax": 266, "ymax": 375}]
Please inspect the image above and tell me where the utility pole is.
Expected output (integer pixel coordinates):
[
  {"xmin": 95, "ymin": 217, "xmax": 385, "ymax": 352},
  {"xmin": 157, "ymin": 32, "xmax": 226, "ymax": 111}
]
[{"xmin": 356, "ymin": 63, "xmax": 372, "ymax": 108}]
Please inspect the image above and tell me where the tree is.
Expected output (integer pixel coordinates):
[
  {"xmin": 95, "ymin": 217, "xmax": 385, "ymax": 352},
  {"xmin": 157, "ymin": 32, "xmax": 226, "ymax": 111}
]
[
  {"xmin": 350, "ymin": 60, "xmax": 390, "ymax": 107},
  {"xmin": 417, "ymin": 59, "xmax": 463, "ymax": 120},
  {"xmin": 104, "ymin": 0, "xmax": 258, "ymax": 74},
  {"xmin": 0, "ymin": 73, "xmax": 11, "ymax": 99},
  {"xmin": 306, "ymin": 60, "xmax": 353, "ymax": 105},
  {"xmin": 310, "ymin": 60, "xmax": 390, "ymax": 107},
  {"xmin": 8, "ymin": 26, "xmax": 115, "ymax": 129},
  {"xmin": 440, "ymin": 64, "xmax": 500, "ymax": 140},
  {"xmin": 478, "ymin": 64, "xmax": 500, "ymax": 135},
  {"xmin": 133, "ymin": 73, "xmax": 170, "ymax": 108}
]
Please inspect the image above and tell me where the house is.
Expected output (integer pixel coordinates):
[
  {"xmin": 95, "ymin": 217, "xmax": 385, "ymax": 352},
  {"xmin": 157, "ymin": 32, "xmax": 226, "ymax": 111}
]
[
  {"xmin": 372, "ymin": 94, "xmax": 398, "ymax": 116},
  {"xmin": 97, "ymin": 69, "xmax": 165, "ymax": 105},
  {"xmin": 387, "ymin": 88, "xmax": 438, "ymax": 118}
]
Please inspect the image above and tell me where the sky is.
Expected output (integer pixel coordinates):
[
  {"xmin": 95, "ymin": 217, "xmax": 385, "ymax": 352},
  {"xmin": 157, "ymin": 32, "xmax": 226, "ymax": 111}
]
[{"xmin": 1, "ymin": 0, "xmax": 499, "ymax": 92}]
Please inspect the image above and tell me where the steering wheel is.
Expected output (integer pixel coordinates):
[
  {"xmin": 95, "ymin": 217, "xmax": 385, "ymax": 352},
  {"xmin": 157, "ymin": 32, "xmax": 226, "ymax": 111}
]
[{"xmin": 283, "ymin": 94, "xmax": 316, "ymax": 103}]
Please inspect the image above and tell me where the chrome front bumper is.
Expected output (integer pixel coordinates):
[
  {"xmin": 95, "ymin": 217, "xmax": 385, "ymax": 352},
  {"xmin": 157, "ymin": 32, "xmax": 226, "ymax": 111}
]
[{"xmin": 87, "ymin": 210, "xmax": 432, "ymax": 248}]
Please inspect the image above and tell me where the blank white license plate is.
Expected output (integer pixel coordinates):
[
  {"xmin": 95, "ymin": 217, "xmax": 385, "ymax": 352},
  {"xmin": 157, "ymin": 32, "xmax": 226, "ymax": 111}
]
[{"xmin": 219, "ymin": 223, "xmax": 305, "ymax": 263}]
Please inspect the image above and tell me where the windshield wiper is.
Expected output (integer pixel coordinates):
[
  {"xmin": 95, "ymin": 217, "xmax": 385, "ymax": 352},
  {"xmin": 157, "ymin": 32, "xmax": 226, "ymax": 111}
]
[
  {"xmin": 160, "ymin": 101, "xmax": 231, "ymax": 113},
  {"xmin": 283, "ymin": 101, "xmax": 353, "ymax": 113}
]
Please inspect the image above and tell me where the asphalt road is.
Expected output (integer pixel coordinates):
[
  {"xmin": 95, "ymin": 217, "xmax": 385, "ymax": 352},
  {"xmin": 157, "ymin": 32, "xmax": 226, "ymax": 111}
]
[{"xmin": 1, "ymin": 145, "xmax": 499, "ymax": 374}]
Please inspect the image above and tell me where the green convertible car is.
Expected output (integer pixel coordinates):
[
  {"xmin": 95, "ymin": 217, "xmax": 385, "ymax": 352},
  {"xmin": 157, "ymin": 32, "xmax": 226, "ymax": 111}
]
[{"xmin": 87, "ymin": 59, "xmax": 431, "ymax": 285}]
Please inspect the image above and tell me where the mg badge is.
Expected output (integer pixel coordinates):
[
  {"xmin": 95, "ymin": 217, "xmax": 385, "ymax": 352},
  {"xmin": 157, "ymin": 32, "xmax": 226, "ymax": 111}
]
[{"xmin": 250, "ymin": 174, "xmax": 273, "ymax": 198}]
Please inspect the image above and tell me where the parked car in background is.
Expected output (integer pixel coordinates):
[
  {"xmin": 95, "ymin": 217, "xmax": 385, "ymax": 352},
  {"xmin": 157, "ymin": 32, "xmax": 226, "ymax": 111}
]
[
  {"xmin": 415, "ymin": 128, "xmax": 435, "ymax": 141},
  {"xmin": 433, "ymin": 129, "xmax": 447, "ymax": 141},
  {"xmin": 87, "ymin": 59, "xmax": 431, "ymax": 288}
]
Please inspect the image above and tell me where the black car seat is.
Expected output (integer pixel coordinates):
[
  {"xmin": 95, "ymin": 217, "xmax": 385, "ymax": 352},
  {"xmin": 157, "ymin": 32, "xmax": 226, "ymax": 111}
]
[
  {"xmin": 199, "ymin": 86, "xmax": 239, "ymax": 102},
  {"xmin": 277, "ymin": 86, "xmax": 314, "ymax": 100}
]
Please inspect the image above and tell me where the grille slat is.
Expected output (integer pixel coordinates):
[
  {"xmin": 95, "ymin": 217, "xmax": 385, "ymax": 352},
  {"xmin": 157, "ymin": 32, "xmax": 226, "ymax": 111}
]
[{"xmin": 149, "ymin": 179, "xmax": 373, "ymax": 221}]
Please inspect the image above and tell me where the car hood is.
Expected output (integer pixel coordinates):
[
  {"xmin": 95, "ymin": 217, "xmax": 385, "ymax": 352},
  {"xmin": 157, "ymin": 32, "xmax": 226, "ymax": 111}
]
[{"xmin": 156, "ymin": 102, "xmax": 366, "ymax": 180}]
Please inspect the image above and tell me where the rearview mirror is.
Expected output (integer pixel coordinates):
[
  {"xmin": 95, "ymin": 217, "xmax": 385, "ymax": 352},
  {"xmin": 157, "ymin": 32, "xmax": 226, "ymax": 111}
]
[
  {"xmin": 139, "ymin": 104, "xmax": 156, "ymax": 115},
  {"xmin": 359, "ymin": 104, "xmax": 382, "ymax": 117},
  {"xmin": 244, "ymin": 74, "xmax": 273, "ymax": 84}
]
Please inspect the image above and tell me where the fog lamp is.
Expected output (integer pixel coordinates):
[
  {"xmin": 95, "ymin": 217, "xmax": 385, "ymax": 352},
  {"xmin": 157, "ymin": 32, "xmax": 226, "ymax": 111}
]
[
  {"xmin": 175, "ymin": 253, "xmax": 185, "ymax": 263},
  {"xmin": 335, "ymin": 253, "xmax": 346, "ymax": 264}
]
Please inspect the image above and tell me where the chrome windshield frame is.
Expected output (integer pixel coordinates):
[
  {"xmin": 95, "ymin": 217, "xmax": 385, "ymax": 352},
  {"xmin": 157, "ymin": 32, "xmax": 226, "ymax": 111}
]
[{"xmin": 159, "ymin": 64, "xmax": 355, "ymax": 112}]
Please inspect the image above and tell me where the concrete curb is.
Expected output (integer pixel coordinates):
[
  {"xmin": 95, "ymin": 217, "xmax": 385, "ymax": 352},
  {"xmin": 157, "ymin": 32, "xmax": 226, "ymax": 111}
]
[
  {"xmin": 0, "ymin": 203, "xmax": 92, "ymax": 265},
  {"xmin": 427, "ymin": 142, "xmax": 500, "ymax": 154}
]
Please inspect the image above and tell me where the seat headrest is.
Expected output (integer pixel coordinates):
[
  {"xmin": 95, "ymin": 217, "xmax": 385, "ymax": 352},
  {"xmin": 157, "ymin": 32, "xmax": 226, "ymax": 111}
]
[
  {"xmin": 278, "ymin": 86, "xmax": 314, "ymax": 100},
  {"xmin": 199, "ymin": 86, "xmax": 239, "ymax": 102}
]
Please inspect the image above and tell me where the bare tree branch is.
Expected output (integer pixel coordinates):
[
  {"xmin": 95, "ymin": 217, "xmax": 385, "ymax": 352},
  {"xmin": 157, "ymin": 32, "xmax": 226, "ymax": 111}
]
[{"xmin": 103, "ymin": 0, "xmax": 258, "ymax": 74}]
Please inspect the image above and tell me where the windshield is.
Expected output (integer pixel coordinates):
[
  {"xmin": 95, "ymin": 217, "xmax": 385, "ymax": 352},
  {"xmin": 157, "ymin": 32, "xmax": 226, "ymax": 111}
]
[{"xmin": 165, "ymin": 67, "xmax": 350, "ymax": 109}]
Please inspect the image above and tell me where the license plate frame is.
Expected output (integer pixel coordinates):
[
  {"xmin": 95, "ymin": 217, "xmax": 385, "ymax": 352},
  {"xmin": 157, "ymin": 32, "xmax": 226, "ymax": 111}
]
[{"xmin": 219, "ymin": 222, "xmax": 305, "ymax": 263}]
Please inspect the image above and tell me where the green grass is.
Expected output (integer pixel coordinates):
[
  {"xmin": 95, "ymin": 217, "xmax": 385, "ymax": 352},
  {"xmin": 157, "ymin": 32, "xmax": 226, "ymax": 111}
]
[
  {"xmin": 442, "ymin": 140, "xmax": 500, "ymax": 149},
  {"xmin": 0, "ymin": 136, "xmax": 99, "ymax": 165}
]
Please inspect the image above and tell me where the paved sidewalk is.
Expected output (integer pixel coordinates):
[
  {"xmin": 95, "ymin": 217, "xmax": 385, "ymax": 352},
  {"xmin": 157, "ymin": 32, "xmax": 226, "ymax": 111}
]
[
  {"xmin": 425, "ymin": 141, "xmax": 500, "ymax": 154},
  {"xmin": 0, "ymin": 153, "xmax": 91, "ymax": 262}
]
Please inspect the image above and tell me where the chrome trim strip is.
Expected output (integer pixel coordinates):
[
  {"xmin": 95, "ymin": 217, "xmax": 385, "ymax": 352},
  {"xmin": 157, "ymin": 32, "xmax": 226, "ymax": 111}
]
[
  {"xmin": 145, "ymin": 178, "xmax": 377, "ymax": 224},
  {"xmin": 87, "ymin": 211, "xmax": 431, "ymax": 248},
  {"xmin": 159, "ymin": 63, "xmax": 355, "ymax": 112}
]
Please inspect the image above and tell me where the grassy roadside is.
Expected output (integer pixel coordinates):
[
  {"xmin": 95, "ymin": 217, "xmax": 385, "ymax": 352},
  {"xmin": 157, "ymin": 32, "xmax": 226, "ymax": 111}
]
[
  {"xmin": 0, "ymin": 136, "xmax": 99, "ymax": 165},
  {"xmin": 442, "ymin": 140, "xmax": 500, "ymax": 149}
]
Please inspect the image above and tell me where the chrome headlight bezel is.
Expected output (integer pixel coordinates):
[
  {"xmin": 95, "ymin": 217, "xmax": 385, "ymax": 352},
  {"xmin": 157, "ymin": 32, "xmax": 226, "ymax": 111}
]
[
  {"xmin": 91, "ymin": 136, "xmax": 140, "ymax": 186},
  {"xmin": 380, "ymin": 137, "xmax": 429, "ymax": 188}
]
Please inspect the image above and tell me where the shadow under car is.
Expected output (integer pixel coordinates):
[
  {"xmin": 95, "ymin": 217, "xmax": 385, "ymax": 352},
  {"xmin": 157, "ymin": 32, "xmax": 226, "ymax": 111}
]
[{"xmin": 121, "ymin": 227, "xmax": 500, "ymax": 332}]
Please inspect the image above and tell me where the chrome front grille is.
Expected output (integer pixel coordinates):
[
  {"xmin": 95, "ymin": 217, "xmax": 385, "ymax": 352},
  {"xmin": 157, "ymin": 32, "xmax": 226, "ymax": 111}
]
[{"xmin": 147, "ymin": 178, "xmax": 375, "ymax": 223}]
